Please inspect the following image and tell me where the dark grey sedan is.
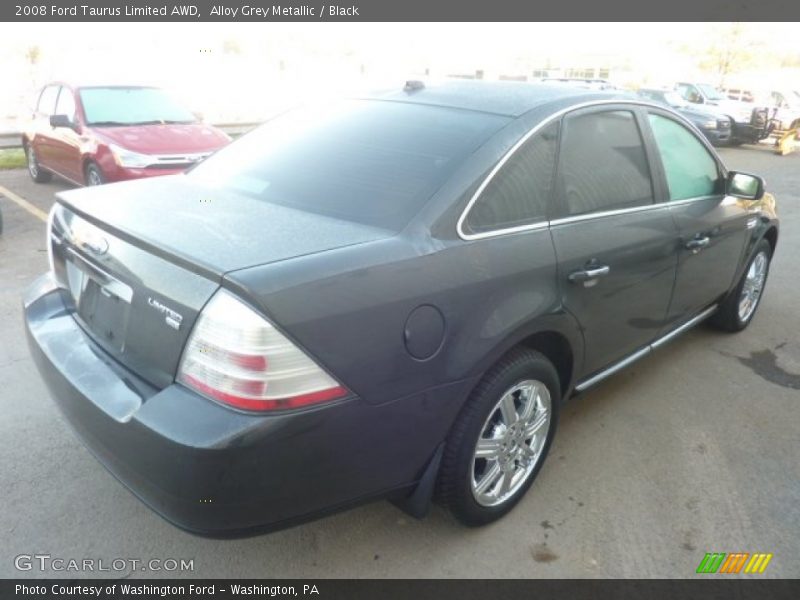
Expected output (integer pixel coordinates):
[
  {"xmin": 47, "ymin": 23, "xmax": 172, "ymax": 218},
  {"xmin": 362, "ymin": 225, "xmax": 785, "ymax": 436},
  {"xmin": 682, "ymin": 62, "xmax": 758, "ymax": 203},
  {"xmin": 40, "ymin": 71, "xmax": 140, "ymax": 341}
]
[{"xmin": 25, "ymin": 82, "xmax": 778, "ymax": 535}]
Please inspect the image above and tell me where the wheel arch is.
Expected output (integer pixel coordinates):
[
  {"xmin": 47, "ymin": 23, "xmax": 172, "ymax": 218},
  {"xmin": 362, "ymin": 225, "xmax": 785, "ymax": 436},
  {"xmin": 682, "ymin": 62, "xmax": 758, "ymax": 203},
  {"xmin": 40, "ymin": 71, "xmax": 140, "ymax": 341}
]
[
  {"xmin": 81, "ymin": 154, "xmax": 105, "ymax": 186},
  {"xmin": 518, "ymin": 331, "xmax": 574, "ymax": 399},
  {"xmin": 727, "ymin": 224, "xmax": 778, "ymax": 298},
  {"xmin": 81, "ymin": 155, "xmax": 96, "ymax": 176},
  {"xmin": 763, "ymin": 225, "xmax": 778, "ymax": 257},
  {"xmin": 461, "ymin": 313, "xmax": 584, "ymax": 403}
]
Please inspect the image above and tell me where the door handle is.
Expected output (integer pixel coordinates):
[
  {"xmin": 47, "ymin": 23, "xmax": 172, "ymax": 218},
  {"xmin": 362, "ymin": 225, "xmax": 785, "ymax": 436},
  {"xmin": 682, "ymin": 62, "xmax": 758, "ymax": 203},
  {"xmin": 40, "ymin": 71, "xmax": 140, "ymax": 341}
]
[
  {"xmin": 685, "ymin": 236, "xmax": 710, "ymax": 253},
  {"xmin": 568, "ymin": 265, "xmax": 611, "ymax": 284}
]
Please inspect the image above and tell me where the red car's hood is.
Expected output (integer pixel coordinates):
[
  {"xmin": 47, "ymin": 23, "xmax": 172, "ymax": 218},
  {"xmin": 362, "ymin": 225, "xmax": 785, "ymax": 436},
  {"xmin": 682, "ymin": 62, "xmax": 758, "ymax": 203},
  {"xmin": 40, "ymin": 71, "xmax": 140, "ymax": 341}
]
[{"xmin": 90, "ymin": 122, "xmax": 231, "ymax": 154}]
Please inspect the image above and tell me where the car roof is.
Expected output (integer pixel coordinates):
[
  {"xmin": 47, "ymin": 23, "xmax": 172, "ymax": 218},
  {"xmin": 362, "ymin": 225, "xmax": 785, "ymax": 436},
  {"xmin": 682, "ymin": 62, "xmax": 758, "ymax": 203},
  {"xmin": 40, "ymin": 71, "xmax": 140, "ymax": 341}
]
[{"xmin": 366, "ymin": 80, "xmax": 629, "ymax": 117}]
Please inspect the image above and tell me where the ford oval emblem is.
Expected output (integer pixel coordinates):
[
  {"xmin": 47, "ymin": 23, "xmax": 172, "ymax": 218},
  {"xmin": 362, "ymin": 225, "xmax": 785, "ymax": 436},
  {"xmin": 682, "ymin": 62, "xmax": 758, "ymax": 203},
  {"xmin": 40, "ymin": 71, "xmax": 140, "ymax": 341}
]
[
  {"xmin": 71, "ymin": 221, "xmax": 109, "ymax": 256},
  {"xmin": 80, "ymin": 237, "xmax": 109, "ymax": 255}
]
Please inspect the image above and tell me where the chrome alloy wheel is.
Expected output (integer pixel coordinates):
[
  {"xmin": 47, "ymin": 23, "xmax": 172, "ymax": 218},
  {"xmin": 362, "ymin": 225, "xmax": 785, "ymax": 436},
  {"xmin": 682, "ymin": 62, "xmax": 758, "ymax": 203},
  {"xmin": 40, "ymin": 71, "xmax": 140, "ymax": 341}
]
[
  {"xmin": 470, "ymin": 379, "xmax": 552, "ymax": 507},
  {"xmin": 738, "ymin": 250, "xmax": 768, "ymax": 323}
]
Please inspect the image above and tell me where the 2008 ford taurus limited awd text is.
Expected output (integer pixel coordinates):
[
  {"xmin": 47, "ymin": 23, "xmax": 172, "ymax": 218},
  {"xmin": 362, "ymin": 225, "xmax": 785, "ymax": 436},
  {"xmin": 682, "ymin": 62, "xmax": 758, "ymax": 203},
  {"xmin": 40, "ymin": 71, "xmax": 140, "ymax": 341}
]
[{"xmin": 24, "ymin": 82, "xmax": 779, "ymax": 535}]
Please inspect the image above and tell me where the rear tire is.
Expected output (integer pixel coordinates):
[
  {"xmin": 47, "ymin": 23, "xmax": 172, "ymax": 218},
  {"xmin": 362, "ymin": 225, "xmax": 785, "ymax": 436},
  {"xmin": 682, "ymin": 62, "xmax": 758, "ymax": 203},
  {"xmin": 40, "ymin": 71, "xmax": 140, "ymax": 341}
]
[
  {"xmin": 26, "ymin": 145, "xmax": 52, "ymax": 183},
  {"xmin": 85, "ymin": 162, "xmax": 105, "ymax": 186},
  {"xmin": 710, "ymin": 239, "xmax": 772, "ymax": 332},
  {"xmin": 437, "ymin": 348, "xmax": 560, "ymax": 526}
]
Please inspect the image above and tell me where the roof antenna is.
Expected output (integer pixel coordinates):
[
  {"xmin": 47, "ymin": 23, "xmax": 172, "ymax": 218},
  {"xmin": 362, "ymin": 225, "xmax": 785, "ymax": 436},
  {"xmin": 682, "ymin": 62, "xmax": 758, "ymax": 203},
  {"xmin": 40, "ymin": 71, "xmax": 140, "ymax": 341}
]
[{"xmin": 403, "ymin": 80, "xmax": 425, "ymax": 93}]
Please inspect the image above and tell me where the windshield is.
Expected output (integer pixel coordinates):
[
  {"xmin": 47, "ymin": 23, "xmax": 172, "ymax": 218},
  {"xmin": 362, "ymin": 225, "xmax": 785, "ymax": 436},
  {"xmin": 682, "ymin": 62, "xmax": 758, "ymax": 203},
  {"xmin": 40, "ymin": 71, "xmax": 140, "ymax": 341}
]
[
  {"xmin": 696, "ymin": 84, "xmax": 725, "ymax": 101},
  {"xmin": 79, "ymin": 87, "xmax": 196, "ymax": 126},
  {"xmin": 189, "ymin": 100, "xmax": 509, "ymax": 231}
]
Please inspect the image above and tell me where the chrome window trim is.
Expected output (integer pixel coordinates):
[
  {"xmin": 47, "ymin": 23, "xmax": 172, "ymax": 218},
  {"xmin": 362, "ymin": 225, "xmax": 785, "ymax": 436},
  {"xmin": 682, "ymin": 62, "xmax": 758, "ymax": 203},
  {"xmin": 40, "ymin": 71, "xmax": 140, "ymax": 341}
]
[
  {"xmin": 456, "ymin": 99, "xmax": 723, "ymax": 241},
  {"xmin": 548, "ymin": 194, "xmax": 722, "ymax": 228},
  {"xmin": 549, "ymin": 203, "xmax": 661, "ymax": 227}
]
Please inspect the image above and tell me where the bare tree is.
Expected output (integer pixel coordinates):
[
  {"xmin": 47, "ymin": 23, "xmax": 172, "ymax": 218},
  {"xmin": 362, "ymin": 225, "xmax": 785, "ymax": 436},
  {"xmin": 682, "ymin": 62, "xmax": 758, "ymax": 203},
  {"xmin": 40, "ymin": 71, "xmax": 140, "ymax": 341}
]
[
  {"xmin": 697, "ymin": 23, "xmax": 762, "ymax": 87},
  {"xmin": 25, "ymin": 45, "xmax": 41, "ymax": 67}
]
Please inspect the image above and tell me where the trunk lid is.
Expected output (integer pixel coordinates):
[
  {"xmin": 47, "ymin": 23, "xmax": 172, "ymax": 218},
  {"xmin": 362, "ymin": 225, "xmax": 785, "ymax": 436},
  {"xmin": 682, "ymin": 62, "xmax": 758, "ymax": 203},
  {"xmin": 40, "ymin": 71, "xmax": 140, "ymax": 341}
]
[{"xmin": 51, "ymin": 176, "xmax": 392, "ymax": 388}]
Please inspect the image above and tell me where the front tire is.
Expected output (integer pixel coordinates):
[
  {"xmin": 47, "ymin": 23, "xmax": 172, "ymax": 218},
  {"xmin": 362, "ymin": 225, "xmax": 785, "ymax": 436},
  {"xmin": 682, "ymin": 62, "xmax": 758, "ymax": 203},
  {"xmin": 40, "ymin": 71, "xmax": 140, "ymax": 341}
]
[
  {"xmin": 85, "ymin": 162, "xmax": 105, "ymax": 186},
  {"xmin": 26, "ymin": 145, "xmax": 52, "ymax": 183},
  {"xmin": 437, "ymin": 348, "xmax": 560, "ymax": 526},
  {"xmin": 710, "ymin": 239, "xmax": 772, "ymax": 332}
]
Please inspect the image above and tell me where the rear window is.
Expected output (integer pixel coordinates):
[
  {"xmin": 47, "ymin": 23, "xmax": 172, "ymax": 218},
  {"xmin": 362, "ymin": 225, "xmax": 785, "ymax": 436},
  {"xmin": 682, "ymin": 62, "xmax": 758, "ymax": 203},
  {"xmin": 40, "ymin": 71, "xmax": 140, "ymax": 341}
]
[
  {"xmin": 79, "ymin": 87, "xmax": 196, "ymax": 126},
  {"xmin": 557, "ymin": 110, "xmax": 654, "ymax": 217},
  {"xmin": 189, "ymin": 101, "xmax": 509, "ymax": 231}
]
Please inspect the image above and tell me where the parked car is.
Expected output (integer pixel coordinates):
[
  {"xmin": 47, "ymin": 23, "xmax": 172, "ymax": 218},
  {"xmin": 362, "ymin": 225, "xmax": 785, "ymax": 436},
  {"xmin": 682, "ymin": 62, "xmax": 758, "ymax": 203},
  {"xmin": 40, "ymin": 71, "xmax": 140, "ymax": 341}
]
[
  {"xmin": 636, "ymin": 88, "xmax": 731, "ymax": 145},
  {"xmin": 25, "ymin": 82, "xmax": 778, "ymax": 535},
  {"xmin": 675, "ymin": 81, "xmax": 768, "ymax": 144},
  {"xmin": 22, "ymin": 83, "xmax": 231, "ymax": 186},
  {"xmin": 542, "ymin": 77, "xmax": 617, "ymax": 90}
]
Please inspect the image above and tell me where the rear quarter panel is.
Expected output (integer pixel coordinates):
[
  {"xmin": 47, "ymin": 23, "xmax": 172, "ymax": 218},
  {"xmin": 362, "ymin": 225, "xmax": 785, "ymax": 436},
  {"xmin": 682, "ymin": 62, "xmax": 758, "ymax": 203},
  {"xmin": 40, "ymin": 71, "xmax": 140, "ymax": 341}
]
[
  {"xmin": 225, "ymin": 228, "xmax": 582, "ymax": 409},
  {"xmin": 224, "ymin": 103, "xmax": 589, "ymax": 410}
]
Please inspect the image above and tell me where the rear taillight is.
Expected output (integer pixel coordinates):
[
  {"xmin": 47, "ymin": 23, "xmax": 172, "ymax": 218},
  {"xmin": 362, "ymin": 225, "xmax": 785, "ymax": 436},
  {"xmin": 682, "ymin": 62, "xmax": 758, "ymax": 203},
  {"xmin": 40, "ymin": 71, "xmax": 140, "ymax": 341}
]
[{"xmin": 177, "ymin": 290, "xmax": 347, "ymax": 411}]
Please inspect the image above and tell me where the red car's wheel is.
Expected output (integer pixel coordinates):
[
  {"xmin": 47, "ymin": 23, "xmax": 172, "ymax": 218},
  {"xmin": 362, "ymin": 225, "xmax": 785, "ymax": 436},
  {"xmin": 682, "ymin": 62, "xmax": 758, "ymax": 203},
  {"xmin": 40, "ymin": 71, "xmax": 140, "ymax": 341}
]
[
  {"xmin": 85, "ymin": 162, "xmax": 106, "ymax": 186},
  {"xmin": 26, "ymin": 145, "xmax": 52, "ymax": 183}
]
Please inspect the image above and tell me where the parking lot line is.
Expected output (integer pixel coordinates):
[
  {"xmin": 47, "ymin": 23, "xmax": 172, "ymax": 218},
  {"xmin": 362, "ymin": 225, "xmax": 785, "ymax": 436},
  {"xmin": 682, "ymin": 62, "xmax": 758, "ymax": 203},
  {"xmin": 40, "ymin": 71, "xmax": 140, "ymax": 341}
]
[{"xmin": 0, "ymin": 184, "xmax": 48, "ymax": 222}]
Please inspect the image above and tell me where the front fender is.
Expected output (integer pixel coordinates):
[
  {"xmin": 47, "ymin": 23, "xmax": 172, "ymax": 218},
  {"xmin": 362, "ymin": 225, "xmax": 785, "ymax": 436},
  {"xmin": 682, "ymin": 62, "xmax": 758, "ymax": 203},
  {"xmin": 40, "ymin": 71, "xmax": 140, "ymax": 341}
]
[{"xmin": 728, "ymin": 193, "xmax": 779, "ymax": 294}]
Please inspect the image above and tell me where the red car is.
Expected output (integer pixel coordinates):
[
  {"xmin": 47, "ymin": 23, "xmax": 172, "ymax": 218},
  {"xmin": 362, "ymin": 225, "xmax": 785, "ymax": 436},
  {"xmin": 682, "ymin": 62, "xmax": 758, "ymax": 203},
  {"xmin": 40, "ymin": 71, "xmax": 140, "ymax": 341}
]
[{"xmin": 22, "ymin": 83, "xmax": 231, "ymax": 186}]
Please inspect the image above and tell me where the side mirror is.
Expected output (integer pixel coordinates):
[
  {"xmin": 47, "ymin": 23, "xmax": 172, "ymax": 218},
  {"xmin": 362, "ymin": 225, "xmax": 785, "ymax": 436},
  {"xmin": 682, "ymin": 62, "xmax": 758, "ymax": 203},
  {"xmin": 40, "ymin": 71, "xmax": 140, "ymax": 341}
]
[
  {"xmin": 49, "ymin": 114, "xmax": 73, "ymax": 129},
  {"xmin": 727, "ymin": 171, "xmax": 764, "ymax": 200}
]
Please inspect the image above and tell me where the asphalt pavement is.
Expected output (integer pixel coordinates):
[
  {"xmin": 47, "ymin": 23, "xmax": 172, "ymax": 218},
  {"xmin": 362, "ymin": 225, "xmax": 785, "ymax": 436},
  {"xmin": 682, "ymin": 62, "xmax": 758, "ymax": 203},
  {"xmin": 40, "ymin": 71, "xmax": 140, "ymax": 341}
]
[{"xmin": 0, "ymin": 145, "xmax": 798, "ymax": 578}]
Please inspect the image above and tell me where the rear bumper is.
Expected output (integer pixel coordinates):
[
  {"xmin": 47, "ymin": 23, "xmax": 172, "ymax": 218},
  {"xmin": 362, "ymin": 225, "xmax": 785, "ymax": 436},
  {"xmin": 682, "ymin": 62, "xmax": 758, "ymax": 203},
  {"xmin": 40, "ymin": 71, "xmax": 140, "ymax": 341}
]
[{"xmin": 24, "ymin": 273, "xmax": 471, "ymax": 536}]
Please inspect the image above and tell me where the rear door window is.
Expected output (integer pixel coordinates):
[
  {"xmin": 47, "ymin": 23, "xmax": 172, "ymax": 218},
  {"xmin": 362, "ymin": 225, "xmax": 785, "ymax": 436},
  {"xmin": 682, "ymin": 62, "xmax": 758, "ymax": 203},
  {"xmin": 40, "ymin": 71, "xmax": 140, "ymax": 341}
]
[
  {"xmin": 556, "ymin": 110, "xmax": 654, "ymax": 217},
  {"xmin": 464, "ymin": 121, "xmax": 559, "ymax": 235},
  {"xmin": 647, "ymin": 114, "xmax": 722, "ymax": 201}
]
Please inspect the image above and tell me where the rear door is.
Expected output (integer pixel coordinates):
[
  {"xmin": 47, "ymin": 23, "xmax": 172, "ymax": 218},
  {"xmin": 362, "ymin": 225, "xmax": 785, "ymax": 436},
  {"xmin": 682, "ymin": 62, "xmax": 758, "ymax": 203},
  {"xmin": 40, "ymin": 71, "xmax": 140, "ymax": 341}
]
[
  {"xmin": 550, "ymin": 106, "xmax": 680, "ymax": 379},
  {"xmin": 644, "ymin": 109, "xmax": 750, "ymax": 322}
]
